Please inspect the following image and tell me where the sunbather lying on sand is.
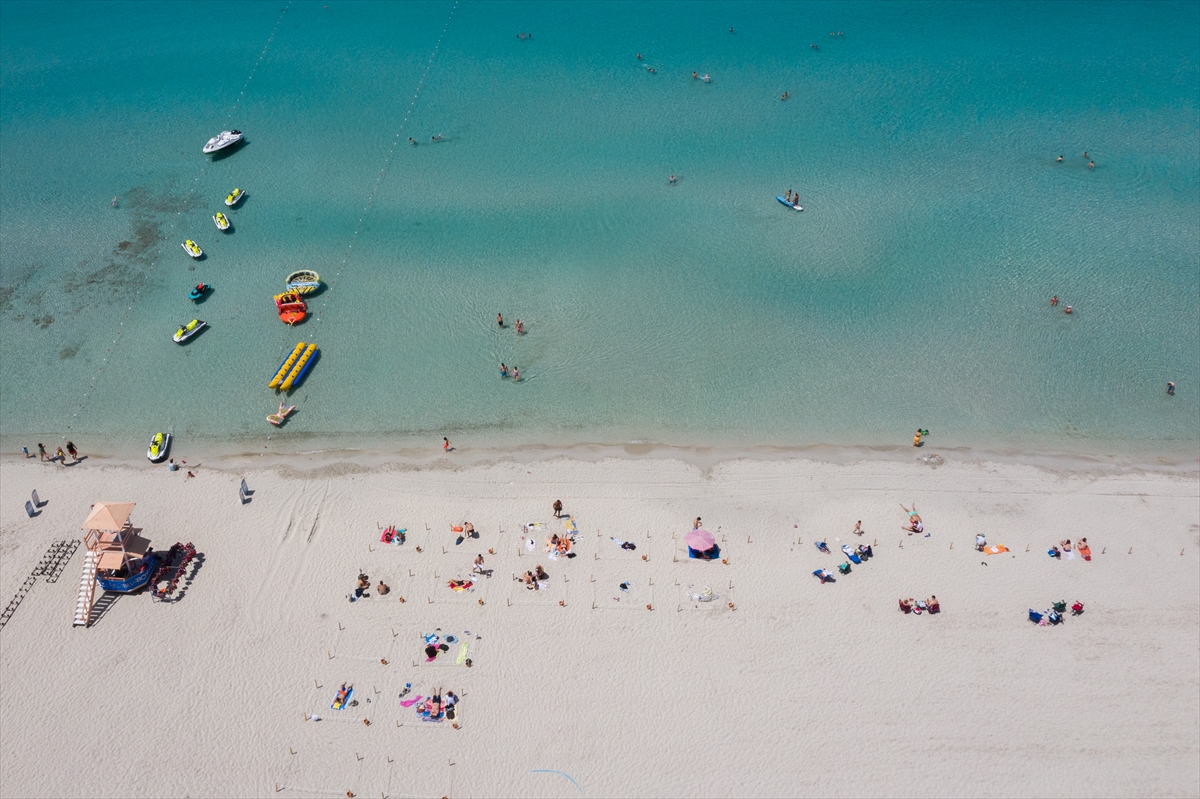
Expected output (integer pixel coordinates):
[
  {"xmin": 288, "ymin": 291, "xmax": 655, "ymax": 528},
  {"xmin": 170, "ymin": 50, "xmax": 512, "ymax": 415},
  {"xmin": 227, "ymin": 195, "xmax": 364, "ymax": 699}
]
[
  {"xmin": 335, "ymin": 683, "xmax": 352, "ymax": 703},
  {"xmin": 901, "ymin": 504, "xmax": 923, "ymax": 532},
  {"xmin": 1059, "ymin": 539, "xmax": 1072, "ymax": 552}
]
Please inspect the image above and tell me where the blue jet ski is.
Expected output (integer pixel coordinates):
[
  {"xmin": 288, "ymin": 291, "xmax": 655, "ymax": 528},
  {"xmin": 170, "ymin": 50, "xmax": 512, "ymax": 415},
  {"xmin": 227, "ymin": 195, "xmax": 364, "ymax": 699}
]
[{"xmin": 189, "ymin": 283, "xmax": 209, "ymax": 301}]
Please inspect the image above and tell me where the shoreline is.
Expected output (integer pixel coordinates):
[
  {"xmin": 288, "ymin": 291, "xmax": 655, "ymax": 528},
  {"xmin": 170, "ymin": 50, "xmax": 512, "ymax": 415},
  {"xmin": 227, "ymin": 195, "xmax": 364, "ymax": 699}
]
[{"xmin": 6, "ymin": 435, "xmax": 1198, "ymax": 479}]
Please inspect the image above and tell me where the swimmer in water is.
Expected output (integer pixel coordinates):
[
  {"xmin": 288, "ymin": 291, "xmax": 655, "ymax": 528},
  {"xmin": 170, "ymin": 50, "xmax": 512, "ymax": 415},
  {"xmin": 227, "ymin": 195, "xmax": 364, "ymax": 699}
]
[
  {"xmin": 781, "ymin": 91, "xmax": 789, "ymax": 100},
  {"xmin": 636, "ymin": 53, "xmax": 642, "ymax": 60},
  {"xmin": 431, "ymin": 134, "xmax": 444, "ymax": 141},
  {"xmin": 501, "ymin": 363, "xmax": 508, "ymax": 378},
  {"xmin": 693, "ymin": 71, "xmax": 698, "ymax": 80},
  {"xmin": 1056, "ymin": 155, "xmax": 1063, "ymax": 162},
  {"xmin": 1064, "ymin": 305, "xmax": 1073, "ymax": 314},
  {"xmin": 497, "ymin": 313, "xmax": 504, "ymax": 328},
  {"xmin": 646, "ymin": 66, "xmax": 656, "ymax": 73},
  {"xmin": 668, "ymin": 175, "xmax": 676, "ymax": 184},
  {"xmin": 1088, "ymin": 161, "xmax": 1095, "ymax": 170},
  {"xmin": 409, "ymin": 137, "xmax": 416, "ymax": 145},
  {"xmin": 110, "ymin": 196, "xmax": 117, "ymax": 207},
  {"xmin": 810, "ymin": 43, "xmax": 818, "ymax": 50},
  {"xmin": 1083, "ymin": 151, "xmax": 1089, "ymax": 159},
  {"xmin": 1051, "ymin": 295, "xmax": 1058, "ymax": 306},
  {"xmin": 1167, "ymin": 382, "xmax": 1175, "ymax": 395}
]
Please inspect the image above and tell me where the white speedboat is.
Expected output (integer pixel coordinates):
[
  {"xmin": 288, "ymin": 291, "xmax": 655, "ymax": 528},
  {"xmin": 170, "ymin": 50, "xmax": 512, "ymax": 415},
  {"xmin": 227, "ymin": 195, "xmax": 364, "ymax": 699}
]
[
  {"xmin": 182, "ymin": 239, "xmax": 203, "ymax": 258},
  {"xmin": 213, "ymin": 212, "xmax": 230, "ymax": 231},
  {"xmin": 147, "ymin": 432, "xmax": 171, "ymax": 463},
  {"xmin": 203, "ymin": 130, "xmax": 243, "ymax": 154}
]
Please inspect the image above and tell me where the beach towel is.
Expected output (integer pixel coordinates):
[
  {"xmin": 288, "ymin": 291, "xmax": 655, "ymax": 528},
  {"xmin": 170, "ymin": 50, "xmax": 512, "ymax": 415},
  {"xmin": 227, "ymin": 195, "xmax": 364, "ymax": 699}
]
[
  {"xmin": 399, "ymin": 695, "xmax": 424, "ymax": 708},
  {"xmin": 1078, "ymin": 544, "xmax": 1092, "ymax": 561},
  {"xmin": 456, "ymin": 641, "xmax": 470, "ymax": 665},
  {"xmin": 1066, "ymin": 550, "xmax": 1076, "ymax": 561},
  {"xmin": 331, "ymin": 687, "xmax": 353, "ymax": 710},
  {"xmin": 983, "ymin": 545, "xmax": 1009, "ymax": 555}
]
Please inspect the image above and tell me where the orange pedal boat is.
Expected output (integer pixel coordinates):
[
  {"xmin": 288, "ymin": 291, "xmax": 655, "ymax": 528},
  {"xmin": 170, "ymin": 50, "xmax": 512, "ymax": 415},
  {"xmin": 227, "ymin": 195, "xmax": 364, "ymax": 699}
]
[{"xmin": 274, "ymin": 292, "xmax": 307, "ymax": 325}]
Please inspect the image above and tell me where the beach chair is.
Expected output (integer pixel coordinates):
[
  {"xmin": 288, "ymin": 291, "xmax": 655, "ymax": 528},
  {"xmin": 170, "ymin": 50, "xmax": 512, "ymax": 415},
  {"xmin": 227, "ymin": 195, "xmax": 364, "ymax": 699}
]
[
  {"xmin": 1028, "ymin": 609, "xmax": 1043, "ymax": 623},
  {"xmin": 927, "ymin": 600, "xmax": 940, "ymax": 614},
  {"xmin": 899, "ymin": 599, "xmax": 912, "ymax": 614},
  {"xmin": 1070, "ymin": 602, "xmax": 1084, "ymax": 615},
  {"xmin": 841, "ymin": 545, "xmax": 862, "ymax": 564},
  {"xmin": 1047, "ymin": 609, "xmax": 1062, "ymax": 625},
  {"xmin": 837, "ymin": 562, "xmax": 851, "ymax": 575},
  {"xmin": 1052, "ymin": 601, "xmax": 1067, "ymax": 614}
]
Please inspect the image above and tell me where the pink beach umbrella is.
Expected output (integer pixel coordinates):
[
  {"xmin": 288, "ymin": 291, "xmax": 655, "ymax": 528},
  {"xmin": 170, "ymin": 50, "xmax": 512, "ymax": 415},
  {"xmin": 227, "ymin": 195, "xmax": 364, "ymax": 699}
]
[{"xmin": 685, "ymin": 529, "xmax": 716, "ymax": 552}]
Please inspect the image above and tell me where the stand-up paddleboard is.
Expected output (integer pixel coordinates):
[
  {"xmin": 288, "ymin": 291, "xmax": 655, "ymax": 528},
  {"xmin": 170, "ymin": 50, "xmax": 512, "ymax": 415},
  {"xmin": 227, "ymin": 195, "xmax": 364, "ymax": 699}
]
[{"xmin": 776, "ymin": 195, "xmax": 803, "ymax": 211}]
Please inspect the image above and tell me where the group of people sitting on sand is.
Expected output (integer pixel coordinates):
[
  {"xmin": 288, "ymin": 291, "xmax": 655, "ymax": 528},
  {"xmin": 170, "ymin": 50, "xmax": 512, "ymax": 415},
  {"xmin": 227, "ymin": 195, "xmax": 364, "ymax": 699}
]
[
  {"xmin": 898, "ymin": 596, "xmax": 939, "ymax": 614},
  {"xmin": 416, "ymin": 689, "xmax": 458, "ymax": 722},
  {"xmin": 1048, "ymin": 538, "xmax": 1092, "ymax": 560},
  {"xmin": 545, "ymin": 532, "xmax": 574, "ymax": 557},
  {"xmin": 517, "ymin": 564, "xmax": 550, "ymax": 589},
  {"xmin": 350, "ymin": 572, "xmax": 389, "ymax": 600}
]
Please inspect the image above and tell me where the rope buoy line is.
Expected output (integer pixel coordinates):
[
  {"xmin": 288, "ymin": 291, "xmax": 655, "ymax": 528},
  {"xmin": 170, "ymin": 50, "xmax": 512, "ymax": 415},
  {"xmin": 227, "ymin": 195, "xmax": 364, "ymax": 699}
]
[
  {"xmin": 65, "ymin": 3, "xmax": 292, "ymax": 446},
  {"xmin": 262, "ymin": 1, "xmax": 458, "ymax": 453},
  {"xmin": 331, "ymin": 0, "xmax": 458, "ymax": 284}
]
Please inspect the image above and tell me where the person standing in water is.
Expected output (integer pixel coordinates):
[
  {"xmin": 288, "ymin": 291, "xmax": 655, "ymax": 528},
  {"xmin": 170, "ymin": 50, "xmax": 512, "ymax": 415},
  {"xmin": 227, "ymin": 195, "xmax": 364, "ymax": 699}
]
[
  {"xmin": 501, "ymin": 363, "xmax": 509, "ymax": 378},
  {"xmin": 512, "ymin": 367, "xmax": 520, "ymax": 382},
  {"xmin": 1051, "ymin": 296, "xmax": 1058, "ymax": 306},
  {"xmin": 1167, "ymin": 382, "xmax": 1176, "ymax": 396},
  {"xmin": 497, "ymin": 313, "xmax": 504, "ymax": 328}
]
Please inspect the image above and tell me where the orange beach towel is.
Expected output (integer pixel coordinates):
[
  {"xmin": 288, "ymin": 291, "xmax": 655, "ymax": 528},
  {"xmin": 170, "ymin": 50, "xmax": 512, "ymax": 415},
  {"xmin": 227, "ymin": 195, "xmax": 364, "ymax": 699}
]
[{"xmin": 983, "ymin": 545, "xmax": 1009, "ymax": 555}]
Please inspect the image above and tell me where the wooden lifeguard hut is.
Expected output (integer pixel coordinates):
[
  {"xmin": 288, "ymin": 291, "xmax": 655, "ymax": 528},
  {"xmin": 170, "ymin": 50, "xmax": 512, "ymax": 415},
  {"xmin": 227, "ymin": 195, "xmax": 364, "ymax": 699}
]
[{"xmin": 74, "ymin": 502, "xmax": 156, "ymax": 627}]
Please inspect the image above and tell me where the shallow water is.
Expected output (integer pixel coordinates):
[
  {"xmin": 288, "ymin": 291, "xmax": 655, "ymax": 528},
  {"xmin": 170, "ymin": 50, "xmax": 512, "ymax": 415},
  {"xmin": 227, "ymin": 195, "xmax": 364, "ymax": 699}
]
[{"xmin": 2, "ymin": 0, "xmax": 1198, "ymax": 457}]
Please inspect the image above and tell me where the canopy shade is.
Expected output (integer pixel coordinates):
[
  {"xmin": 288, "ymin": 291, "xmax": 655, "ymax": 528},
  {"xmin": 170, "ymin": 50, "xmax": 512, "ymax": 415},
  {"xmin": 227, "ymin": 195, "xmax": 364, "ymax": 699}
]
[
  {"xmin": 685, "ymin": 529, "xmax": 716, "ymax": 552},
  {"xmin": 80, "ymin": 502, "xmax": 135, "ymax": 532}
]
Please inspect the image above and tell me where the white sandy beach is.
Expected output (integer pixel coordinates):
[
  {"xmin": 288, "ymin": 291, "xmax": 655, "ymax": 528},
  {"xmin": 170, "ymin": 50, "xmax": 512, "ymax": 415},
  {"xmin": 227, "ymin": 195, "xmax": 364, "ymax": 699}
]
[{"xmin": 1, "ymin": 451, "xmax": 1197, "ymax": 798}]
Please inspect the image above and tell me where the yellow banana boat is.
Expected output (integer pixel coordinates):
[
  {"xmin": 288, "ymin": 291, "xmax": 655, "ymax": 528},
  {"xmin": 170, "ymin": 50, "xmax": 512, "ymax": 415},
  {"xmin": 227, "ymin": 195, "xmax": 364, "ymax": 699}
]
[
  {"xmin": 269, "ymin": 343, "xmax": 306, "ymax": 389},
  {"xmin": 279, "ymin": 344, "xmax": 318, "ymax": 391}
]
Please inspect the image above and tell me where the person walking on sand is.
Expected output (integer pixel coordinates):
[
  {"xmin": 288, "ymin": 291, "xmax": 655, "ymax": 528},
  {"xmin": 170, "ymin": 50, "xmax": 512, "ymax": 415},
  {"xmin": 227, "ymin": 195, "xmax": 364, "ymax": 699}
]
[
  {"xmin": 37, "ymin": 443, "xmax": 47, "ymax": 461},
  {"xmin": 553, "ymin": 499, "xmax": 563, "ymax": 518},
  {"xmin": 693, "ymin": 516, "xmax": 702, "ymax": 530},
  {"xmin": 66, "ymin": 441, "xmax": 78, "ymax": 462},
  {"xmin": 54, "ymin": 447, "xmax": 66, "ymax": 464},
  {"xmin": 22, "ymin": 446, "xmax": 30, "ymax": 458},
  {"xmin": 443, "ymin": 437, "xmax": 450, "ymax": 452},
  {"xmin": 853, "ymin": 520, "xmax": 863, "ymax": 536}
]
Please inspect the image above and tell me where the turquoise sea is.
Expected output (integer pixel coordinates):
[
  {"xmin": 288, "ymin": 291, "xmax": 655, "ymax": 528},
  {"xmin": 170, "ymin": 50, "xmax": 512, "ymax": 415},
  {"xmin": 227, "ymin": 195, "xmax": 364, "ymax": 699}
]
[{"xmin": 2, "ymin": 0, "xmax": 1198, "ymax": 458}]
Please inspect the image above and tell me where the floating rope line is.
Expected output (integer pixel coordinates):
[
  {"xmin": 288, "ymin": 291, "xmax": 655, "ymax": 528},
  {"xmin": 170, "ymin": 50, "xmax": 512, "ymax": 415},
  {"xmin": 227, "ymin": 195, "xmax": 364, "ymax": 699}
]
[
  {"xmin": 257, "ymin": 2, "xmax": 458, "ymax": 457},
  {"xmin": 328, "ymin": 0, "xmax": 458, "ymax": 286},
  {"xmin": 66, "ymin": 3, "xmax": 292, "ymax": 443}
]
